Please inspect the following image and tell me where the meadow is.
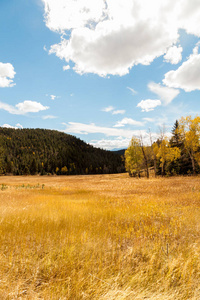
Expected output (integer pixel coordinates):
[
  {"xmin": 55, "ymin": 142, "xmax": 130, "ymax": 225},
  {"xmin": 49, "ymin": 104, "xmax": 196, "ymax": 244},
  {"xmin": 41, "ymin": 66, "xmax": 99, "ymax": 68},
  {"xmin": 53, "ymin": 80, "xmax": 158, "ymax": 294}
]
[{"xmin": 0, "ymin": 174, "xmax": 199, "ymax": 299}]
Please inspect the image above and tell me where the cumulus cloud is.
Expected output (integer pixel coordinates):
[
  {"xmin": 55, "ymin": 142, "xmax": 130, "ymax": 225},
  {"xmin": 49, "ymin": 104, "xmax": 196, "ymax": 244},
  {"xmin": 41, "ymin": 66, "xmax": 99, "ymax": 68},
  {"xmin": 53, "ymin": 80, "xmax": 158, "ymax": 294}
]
[
  {"xmin": 0, "ymin": 100, "xmax": 49, "ymax": 115},
  {"xmin": 114, "ymin": 118, "xmax": 144, "ymax": 127},
  {"xmin": 163, "ymin": 44, "xmax": 200, "ymax": 91},
  {"xmin": 42, "ymin": 0, "xmax": 105, "ymax": 32},
  {"xmin": 164, "ymin": 45, "xmax": 183, "ymax": 64},
  {"xmin": 178, "ymin": 0, "xmax": 200, "ymax": 37},
  {"xmin": 62, "ymin": 121, "xmax": 146, "ymax": 139},
  {"xmin": 148, "ymin": 82, "xmax": 180, "ymax": 105},
  {"xmin": 16, "ymin": 101, "xmax": 49, "ymax": 113},
  {"xmin": 137, "ymin": 99, "xmax": 161, "ymax": 112},
  {"xmin": 43, "ymin": 0, "xmax": 195, "ymax": 76},
  {"xmin": 0, "ymin": 62, "xmax": 16, "ymax": 87},
  {"xmin": 42, "ymin": 0, "xmax": 200, "ymax": 77}
]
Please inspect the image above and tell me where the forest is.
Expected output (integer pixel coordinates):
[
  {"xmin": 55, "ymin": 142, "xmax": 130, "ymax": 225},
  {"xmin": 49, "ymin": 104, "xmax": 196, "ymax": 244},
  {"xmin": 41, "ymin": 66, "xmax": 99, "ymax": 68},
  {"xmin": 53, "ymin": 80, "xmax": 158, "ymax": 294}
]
[
  {"xmin": 0, "ymin": 128, "xmax": 125, "ymax": 175},
  {"xmin": 125, "ymin": 115, "xmax": 200, "ymax": 177},
  {"xmin": 0, "ymin": 115, "xmax": 199, "ymax": 177}
]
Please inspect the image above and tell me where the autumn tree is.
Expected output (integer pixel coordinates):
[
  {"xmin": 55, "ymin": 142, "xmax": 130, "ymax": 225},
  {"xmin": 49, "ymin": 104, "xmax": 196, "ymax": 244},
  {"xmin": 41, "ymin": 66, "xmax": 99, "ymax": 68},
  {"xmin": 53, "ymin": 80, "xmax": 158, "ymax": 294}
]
[
  {"xmin": 149, "ymin": 129, "xmax": 157, "ymax": 177},
  {"xmin": 155, "ymin": 137, "xmax": 181, "ymax": 176},
  {"xmin": 178, "ymin": 115, "xmax": 200, "ymax": 174},
  {"xmin": 125, "ymin": 137, "xmax": 143, "ymax": 177},
  {"xmin": 139, "ymin": 134, "xmax": 151, "ymax": 178}
]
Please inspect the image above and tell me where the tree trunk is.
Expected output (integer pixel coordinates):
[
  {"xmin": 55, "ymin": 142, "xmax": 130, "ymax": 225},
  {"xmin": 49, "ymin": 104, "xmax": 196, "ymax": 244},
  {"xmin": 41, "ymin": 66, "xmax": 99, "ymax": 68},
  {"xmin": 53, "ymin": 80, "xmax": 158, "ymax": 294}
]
[
  {"xmin": 188, "ymin": 150, "xmax": 196, "ymax": 174},
  {"xmin": 153, "ymin": 154, "xmax": 157, "ymax": 178},
  {"xmin": 141, "ymin": 145, "xmax": 149, "ymax": 179},
  {"xmin": 191, "ymin": 154, "xmax": 196, "ymax": 174},
  {"xmin": 161, "ymin": 162, "xmax": 164, "ymax": 176}
]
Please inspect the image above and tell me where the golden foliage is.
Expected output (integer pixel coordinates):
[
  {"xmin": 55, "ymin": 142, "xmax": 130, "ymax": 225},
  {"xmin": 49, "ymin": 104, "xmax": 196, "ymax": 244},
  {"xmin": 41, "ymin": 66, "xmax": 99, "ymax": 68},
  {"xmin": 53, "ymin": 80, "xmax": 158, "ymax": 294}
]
[{"xmin": 125, "ymin": 137, "xmax": 143, "ymax": 176}]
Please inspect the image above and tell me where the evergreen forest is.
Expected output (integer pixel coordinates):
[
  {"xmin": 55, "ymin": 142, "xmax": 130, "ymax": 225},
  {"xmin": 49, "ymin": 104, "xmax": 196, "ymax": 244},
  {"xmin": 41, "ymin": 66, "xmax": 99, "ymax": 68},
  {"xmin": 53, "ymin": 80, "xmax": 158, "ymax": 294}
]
[{"xmin": 0, "ymin": 128, "xmax": 125, "ymax": 175}]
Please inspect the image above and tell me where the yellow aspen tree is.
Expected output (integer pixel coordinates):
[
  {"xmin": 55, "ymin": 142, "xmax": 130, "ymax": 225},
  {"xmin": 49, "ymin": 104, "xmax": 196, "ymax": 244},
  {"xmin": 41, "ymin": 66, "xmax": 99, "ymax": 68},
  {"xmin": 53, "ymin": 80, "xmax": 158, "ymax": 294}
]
[
  {"xmin": 179, "ymin": 115, "xmax": 200, "ymax": 174},
  {"xmin": 125, "ymin": 137, "xmax": 143, "ymax": 177},
  {"xmin": 156, "ymin": 138, "xmax": 181, "ymax": 176}
]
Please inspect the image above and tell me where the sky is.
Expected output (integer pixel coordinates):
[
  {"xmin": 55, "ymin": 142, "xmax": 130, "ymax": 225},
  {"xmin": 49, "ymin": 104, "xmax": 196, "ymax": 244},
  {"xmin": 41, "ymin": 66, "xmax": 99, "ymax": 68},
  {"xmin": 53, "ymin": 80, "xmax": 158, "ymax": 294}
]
[{"xmin": 0, "ymin": 0, "xmax": 200, "ymax": 150}]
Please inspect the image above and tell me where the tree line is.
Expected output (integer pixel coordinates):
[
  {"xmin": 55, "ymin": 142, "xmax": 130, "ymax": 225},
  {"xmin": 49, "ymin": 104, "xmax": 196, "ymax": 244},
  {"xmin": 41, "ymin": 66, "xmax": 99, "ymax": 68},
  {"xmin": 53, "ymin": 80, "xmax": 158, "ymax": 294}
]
[
  {"xmin": 125, "ymin": 116, "xmax": 200, "ymax": 177},
  {"xmin": 0, "ymin": 128, "xmax": 125, "ymax": 175}
]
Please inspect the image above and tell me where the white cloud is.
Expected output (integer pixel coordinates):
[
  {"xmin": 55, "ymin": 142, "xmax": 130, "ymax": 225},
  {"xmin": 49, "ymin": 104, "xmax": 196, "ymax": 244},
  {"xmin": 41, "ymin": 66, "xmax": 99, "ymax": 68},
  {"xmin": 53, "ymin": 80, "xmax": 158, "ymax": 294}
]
[
  {"xmin": 62, "ymin": 121, "xmax": 147, "ymax": 139},
  {"xmin": 43, "ymin": 0, "xmax": 200, "ymax": 77},
  {"xmin": 50, "ymin": 94, "xmax": 56, "ymax": 100},
  {"xmin": 90, "ymin": 132, "xmax": 164, "ymax": 150},
  {"xmin": 137, "ymin": 99, "xmax": 161, "ymax": 112},
  {"xmin": 102, "ymin": 106, "xmax": 125, "ymax": 114},
  {"xmin": 63, "ymin": 65, "xmax": 70, "ymax": 71},
  {"xmin": 0, "ymin": 100, "xmax": 49, "ymax": 115},
  {"xmin": 44, "ymin": 0, "xmax": 190, "ymax": 76},
  {"xmin": 16, "ymin": 101, "xmax": 49, "ymax": 113},
  {"xmin": 2, "ymin": 123, "xmax": 23, "ymax": 129},
  {"xmin": 127, "ymin": 87, "xmax": 137, "ymax": 95},
  {"xmin": 148, "ymin": 82, "xmax": 180, "ymax": 105},
  {"xmin": 112, "ymin": 110, "xmax": 125, "ymax": 115},
  {"xmin": 102, "ymin": 106, "xmax": 114, "ymax": 112},
  {"xmin": 163, "ymin": 44, "xmax": 200, "ymax": 91},
  {"xmin": 62, "ymin": 121, "xmax": 170, "ymax": 150},
  {"xmin": 178, "ymin": 0, "xmax": 200, "ymax": 37},
  {"xmin": 90, "ymin": 138, "xmax": 130, "ymax": 150},
  {"xmin": 42, "ymin": 0, "xmax": 105, "ymax": 32},
  {"xmin": 42, "ymin": 115, "xmax": 57, "ymax": 119},
  {"xmin": 164, "ymin": 45, "xmax": 183, "ymax": 64},
  {"xmin": 16, "ymin": 123, "xmax": 23, "ymax": 129},
  {"xmin": 0, "ymin": 62, "xmax": 16, "ymax": 87},
  {"xmin": 114, "ymin": 117, "xmax": 144, "ymax": 127}
]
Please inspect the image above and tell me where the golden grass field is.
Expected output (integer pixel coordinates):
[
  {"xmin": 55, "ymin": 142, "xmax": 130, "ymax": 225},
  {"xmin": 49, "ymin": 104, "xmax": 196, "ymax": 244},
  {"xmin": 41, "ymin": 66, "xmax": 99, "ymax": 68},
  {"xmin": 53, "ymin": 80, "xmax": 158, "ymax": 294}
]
[{"xmin": 0, "ymin": 174, "xmax": 199, "ymax": 299}]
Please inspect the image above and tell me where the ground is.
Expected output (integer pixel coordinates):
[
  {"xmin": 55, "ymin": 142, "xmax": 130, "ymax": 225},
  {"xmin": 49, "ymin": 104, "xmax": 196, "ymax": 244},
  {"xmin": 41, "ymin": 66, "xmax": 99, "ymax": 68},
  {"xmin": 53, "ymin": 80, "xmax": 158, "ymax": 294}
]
[{"xmin": 0, "ymin": 174, "xmax": 199, "ymax": 299}]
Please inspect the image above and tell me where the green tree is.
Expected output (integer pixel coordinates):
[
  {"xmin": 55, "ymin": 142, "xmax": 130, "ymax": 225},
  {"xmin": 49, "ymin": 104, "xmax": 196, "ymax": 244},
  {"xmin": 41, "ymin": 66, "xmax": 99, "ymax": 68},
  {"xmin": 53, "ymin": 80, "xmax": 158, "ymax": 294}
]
[{"xmin": 30, "ymin": 158, "xmax": 38, "ymax": 175}]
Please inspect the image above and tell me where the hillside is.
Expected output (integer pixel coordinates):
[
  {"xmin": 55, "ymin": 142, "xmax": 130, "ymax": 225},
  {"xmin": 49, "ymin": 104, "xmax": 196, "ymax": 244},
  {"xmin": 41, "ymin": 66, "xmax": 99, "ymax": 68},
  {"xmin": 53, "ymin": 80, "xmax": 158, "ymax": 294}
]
[
  {"xmin": 112, "ymin": 149, "xmax": 126, "ymax": 155},
  {"xmin": 0, "ymin": 128, "xmax": 125, "ymax": 175}
]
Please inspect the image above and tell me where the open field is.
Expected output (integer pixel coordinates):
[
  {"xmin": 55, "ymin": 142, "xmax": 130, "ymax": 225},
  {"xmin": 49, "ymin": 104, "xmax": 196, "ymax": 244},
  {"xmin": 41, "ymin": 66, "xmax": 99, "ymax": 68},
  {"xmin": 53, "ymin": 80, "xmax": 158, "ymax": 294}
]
[{"xmin": 0, "ymin": 174, "xmax": 200, "ymax": 299}]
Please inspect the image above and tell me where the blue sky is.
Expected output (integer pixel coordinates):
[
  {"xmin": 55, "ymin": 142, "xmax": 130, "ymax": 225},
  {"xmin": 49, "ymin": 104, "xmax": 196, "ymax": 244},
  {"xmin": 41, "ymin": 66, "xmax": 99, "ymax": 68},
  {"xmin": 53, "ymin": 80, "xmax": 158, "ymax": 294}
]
[{"xmin": 0, "ymin": 0, "xmax": 200, "ymax": 150}]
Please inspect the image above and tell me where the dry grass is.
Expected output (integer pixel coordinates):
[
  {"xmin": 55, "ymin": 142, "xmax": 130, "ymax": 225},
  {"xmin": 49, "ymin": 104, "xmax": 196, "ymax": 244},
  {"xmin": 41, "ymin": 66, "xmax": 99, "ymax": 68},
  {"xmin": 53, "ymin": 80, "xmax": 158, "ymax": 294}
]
[{"xmin": 0, "ymin": 174, "xmax": 199, "ymax": 299}]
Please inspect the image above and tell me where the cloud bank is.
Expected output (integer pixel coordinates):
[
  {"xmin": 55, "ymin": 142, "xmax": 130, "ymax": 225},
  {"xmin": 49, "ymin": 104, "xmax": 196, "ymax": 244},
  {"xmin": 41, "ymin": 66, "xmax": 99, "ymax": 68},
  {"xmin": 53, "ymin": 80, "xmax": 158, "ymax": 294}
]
[{"xmin": 62, "ymin": 121, "xmax": 146, "ymax": 139}]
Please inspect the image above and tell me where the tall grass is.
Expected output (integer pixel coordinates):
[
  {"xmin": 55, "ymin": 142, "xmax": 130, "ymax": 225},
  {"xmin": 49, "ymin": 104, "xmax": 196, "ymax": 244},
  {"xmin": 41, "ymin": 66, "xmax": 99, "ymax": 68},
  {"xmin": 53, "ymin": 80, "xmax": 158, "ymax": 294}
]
[{"xmin": 0, "ymin": 174, "xmax": 199, "ymax": 299}]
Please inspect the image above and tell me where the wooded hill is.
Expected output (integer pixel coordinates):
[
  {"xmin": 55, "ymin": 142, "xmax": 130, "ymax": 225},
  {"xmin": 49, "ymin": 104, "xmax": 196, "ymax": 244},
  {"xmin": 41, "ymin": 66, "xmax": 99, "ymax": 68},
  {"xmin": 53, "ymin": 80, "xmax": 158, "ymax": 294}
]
[{"xmin": 0, "ymin": 128, "xmax": 125, "ymax": 175}]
